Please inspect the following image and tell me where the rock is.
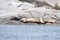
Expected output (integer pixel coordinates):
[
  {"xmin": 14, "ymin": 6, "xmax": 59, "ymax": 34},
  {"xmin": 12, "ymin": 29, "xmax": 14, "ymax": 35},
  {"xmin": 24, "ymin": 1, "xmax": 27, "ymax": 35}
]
[
  {"xmin": 34, "ymin": 0, "xmax": 54, "ymax": 8},
  {"xmin": 23, "ymin": 7, "xmax": 60, "ymax": 20},
  {"xmin": 44, "ymin": 0, "xmax": 60, "ymax": 8},
  {"xmin": 10, "ymin": 16, "xmax": 20, "ymax": 21},
  {"xmin": 55, "ymin": 2, "xmax": 60, "ymax": 10},
  {"xmin": 0, "ymin": 0, "xmax": 35, "ymax": 18},
  {"xmin": 32, "ymin": 0, "xmax": 60, "ymax": 9},
  {"xmin": 0, "ymin": 0, "xmax": 60, "ymax": 25},
  {"xmin": 10, "ymin": 1, "xmax": 35, "ymax": 10},
  {"xmin": 18, "ymin": 2, "xmax": 35, "ymax": 10}
]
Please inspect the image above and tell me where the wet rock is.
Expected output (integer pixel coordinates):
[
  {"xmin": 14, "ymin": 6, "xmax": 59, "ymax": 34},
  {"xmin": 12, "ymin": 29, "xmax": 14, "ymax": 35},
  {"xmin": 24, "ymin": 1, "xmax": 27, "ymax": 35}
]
[{"xmin": 10, "ymin": 16, "xmax": 20, "ymax": 21}]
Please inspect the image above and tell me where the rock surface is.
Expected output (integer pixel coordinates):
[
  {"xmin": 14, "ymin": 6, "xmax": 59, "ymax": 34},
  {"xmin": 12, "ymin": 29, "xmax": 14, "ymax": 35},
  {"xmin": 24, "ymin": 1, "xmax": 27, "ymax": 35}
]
[
  {"xmin": 44, "ymin": 0, "xmax": 60, "ymax": 7},
  {"xmin": 0, "ymin": 0, "xmax": 60, "ymax": 25}
]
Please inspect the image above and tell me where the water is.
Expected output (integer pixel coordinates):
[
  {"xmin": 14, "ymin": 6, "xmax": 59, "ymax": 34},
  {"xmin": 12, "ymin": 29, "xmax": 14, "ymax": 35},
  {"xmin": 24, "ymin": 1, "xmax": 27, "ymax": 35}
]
[{"xmin": 0, "ymin": 25, "xmax": 60, "ymax": 40}]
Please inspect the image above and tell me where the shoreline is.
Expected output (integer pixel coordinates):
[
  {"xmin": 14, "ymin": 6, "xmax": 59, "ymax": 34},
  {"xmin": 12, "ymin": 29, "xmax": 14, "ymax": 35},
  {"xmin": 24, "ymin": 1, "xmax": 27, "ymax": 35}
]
[
  {"xmin": 0, "ymin": 18, "xmax": 60, "ymax": 26},
  {"xmin": 0, "ymin": 0, "xmax": 60, "ymax": 25}
]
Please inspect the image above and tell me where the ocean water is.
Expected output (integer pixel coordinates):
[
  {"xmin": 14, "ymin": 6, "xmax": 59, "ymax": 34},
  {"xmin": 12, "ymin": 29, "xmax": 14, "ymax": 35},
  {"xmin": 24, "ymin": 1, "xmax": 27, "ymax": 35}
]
[{"xmin": 0, "ymin": 25, "xmax": 60, "ymax": 40}]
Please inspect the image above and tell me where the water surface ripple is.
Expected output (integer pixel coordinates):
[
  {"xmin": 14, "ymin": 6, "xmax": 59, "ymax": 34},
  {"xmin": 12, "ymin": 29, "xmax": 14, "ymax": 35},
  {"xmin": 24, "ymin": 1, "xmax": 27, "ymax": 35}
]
[{"xmin": 0, "ymin": 25, "xmax": 60, "ymax": 40}]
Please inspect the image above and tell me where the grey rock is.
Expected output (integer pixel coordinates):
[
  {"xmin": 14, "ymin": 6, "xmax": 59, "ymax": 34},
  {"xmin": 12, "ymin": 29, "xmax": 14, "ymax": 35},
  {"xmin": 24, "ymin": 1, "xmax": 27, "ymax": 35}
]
[
  {"xmin": 44, "ymin": 0, "xmax": 60, "ymax": 7},
  {"xmin": 0, "ymin": 0, "xmax": 60, "ymax": 24},
  {"xmin": 21, "ymin": 7, "xmax": 60, "ymax": 21}
]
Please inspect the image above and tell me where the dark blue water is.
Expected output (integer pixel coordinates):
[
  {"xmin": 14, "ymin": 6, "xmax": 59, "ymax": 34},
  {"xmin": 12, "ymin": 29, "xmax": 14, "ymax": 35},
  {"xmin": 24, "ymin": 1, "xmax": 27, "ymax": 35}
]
[{"xmin": 0, "ymin": 25, "xmax": 60, "ymax": 40}]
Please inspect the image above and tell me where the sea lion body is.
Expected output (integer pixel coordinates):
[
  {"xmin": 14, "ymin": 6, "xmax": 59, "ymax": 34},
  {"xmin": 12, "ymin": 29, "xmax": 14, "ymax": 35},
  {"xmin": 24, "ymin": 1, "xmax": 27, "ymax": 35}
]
[
  {"xmin": 26, "ymin": 18, "xmax": 39, "ymax": 23},
  {"xmin": 44, "ymin": 19, "xmax": 56, "ymax": 23},
  {"xmin": 20, "ymin": 18, "xmax": 40, "ymax": 23},
  {"xmin": 20, "ymin": 18, "xmax": 27, "ymax": 23},
  {"xmin": 20, "ymin": 18, "xmax": 44, "ymax": 23},
  {"xmin": 20, "ymin": 18, "xmax": 57, "ymax": 24}
]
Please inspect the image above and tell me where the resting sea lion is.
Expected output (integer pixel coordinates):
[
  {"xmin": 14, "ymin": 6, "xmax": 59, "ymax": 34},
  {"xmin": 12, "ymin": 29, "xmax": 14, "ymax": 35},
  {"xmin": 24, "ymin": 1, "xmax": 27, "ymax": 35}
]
[
  {"xmin": 44, "ymin": 19, "xmax": 57, "ymax": 23},
  {"xmin": 20, "ymin": 18, "xmax": 45, "ymax": 24}
]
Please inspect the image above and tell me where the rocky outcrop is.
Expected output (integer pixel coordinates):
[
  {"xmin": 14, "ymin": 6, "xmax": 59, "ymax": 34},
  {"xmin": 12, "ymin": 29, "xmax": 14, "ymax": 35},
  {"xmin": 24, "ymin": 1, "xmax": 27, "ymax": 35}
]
[
  {"xmin": 44, "ymin": 0, "xmax": 60, "ymax": 8},
  {"xmin": 20, "ymin": 7, "xmax": 60, "ymax": 20},
  {"xmin": 0, "ymin": 0, "xmax": 60, "ymax": 25}
]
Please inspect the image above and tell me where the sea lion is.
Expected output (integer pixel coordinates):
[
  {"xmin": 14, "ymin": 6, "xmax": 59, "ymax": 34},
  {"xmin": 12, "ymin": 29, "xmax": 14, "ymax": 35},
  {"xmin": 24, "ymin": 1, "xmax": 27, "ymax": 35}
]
[
  {"xmin": 20, "ymin": 18, "xmax": 45, "ymax": 24},
  {"xmin": 20, "ymin": 18, "xmax": 39, "ymax": 23},
  {"xmin": 44, "ymin": 19, "xmax": 57, "ymax": 23},
  {"xmin": 39, "ymin": 17, "xmax": 44, "ymax": 24},
  {"xmin": 20, "ymin": 18, "xmax": 27, "ymax": 23}
]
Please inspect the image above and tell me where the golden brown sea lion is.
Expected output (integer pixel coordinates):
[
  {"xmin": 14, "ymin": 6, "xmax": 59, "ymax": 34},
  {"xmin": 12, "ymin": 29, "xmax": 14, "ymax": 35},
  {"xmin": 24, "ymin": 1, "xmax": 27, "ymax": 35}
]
[
  {"xmin": 20, "ymin": 18, "xmax": 27, "ymax": 23},
  {"xmin": 26, "ymin": 18, "xmax": 39, "ymax": 23},
  {"xmin": 39, "ymin": 17, "xmax": 44, "ymax": 24},
  {"xmin": 20, "ymin": 18, "xmax": 44, "ymax": 24},
  {"xmin": 44, "ymin": 19, "xmax": 57, "ymax": 23},
  {"xmin": 20, "ymin": 18, "xmax": 39, "ymax": 23}
]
